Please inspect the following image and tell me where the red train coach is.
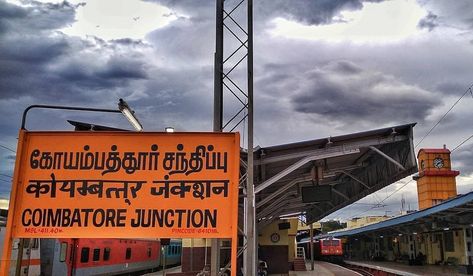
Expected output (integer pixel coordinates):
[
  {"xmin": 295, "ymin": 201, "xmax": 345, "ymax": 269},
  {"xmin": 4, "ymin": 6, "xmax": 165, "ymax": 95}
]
[
  {"xmin": 298, "ymin": 237, "xmax": 343, "ymax": 263},
  {"xmin": 41, "ymin": 238, "xmax": 162, "ymax": 275}
]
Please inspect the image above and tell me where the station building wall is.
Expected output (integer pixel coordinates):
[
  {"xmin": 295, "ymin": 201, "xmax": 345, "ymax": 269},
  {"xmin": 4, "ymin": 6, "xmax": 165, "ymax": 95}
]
[{"xmin": 258, "ymin": 219, "xmax": 298, "ymax": 274}]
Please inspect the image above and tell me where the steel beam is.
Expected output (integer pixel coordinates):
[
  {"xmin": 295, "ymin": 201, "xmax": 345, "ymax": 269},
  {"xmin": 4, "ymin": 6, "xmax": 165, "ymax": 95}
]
[
  {"xmin": 257, "ymin": 197, "xmax": 296, "ymax": 219},
  {"xmin": 260, "ymin": 203, "xmax": 313, "ymax": 222},
  {"xmin": 340, "ymin": 170, "xmax": 370, "ymax": 189},
  {"xmin": 369, "ymin": 146, "xmax": 406, "ymax": 171},
  {"xmin": 332, "ymin": 187, "xmax": 350, "ymax": 200},
  {"xmin": 256, "ymin": 192, "xmax": 298, "ymax": 219},
  {"xmin": 255, "ymin": 149, "xmax": 360, "ymax": 194},
  {"xmin": 255, "ymin": 135, "xmax": 408, "ymax": 165},
  {"xmin": 256, "ymin": 175, "xmax": 312, "ymax": 208}
]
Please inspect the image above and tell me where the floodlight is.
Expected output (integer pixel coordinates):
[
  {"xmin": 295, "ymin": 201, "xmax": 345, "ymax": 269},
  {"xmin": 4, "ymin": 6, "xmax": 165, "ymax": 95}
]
[
  {"xmin": 165, "ymin": 127, "xmax": 175, "ymax": 133},
  {"xmin": 118, "ymin": 99, "xmax": 143, "ymax": 131}
]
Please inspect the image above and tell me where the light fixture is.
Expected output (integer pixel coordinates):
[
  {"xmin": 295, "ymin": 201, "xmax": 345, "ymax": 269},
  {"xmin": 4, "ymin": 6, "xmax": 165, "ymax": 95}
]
[
  {"xmin": 165, "ymin": 127, "xmax": 175, "ymax": 133},
  {"xmin": 443, "ymin": 227, "xmax": 450, "ymax": 231},
  {"xmin": 326, "ymin": 136, "xmax": 333, "ymax": 147},
  {"xmin": 118, "ymin": 99, "xmax": 143, "ymax": 131}
]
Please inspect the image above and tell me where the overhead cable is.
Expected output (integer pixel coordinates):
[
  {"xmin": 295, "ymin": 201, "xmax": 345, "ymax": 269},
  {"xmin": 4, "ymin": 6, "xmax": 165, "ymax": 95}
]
[
  {"xmin": 415, "ymin": 84, "xmax": 473, "ymax": 149},
  {"xmin": 0, "ymin": 144, "xmax": 15, "ymax": 153},
  {"xmin": 451, "ymin": 133, "xmax": 473, "ymax": 153}
]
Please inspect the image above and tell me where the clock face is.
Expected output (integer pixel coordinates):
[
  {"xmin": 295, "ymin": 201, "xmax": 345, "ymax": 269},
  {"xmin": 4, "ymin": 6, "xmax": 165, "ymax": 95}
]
[
  {"xmin": 420, "ymin": 160, "xmax": 425, "ymax": 170},
  {"xmin": 433, "ymin": 157, "xmax": 444, "ymax": 169},
  {"xmin": 270, "ymin": 233, "xmax": 280, "ymax": 243}
]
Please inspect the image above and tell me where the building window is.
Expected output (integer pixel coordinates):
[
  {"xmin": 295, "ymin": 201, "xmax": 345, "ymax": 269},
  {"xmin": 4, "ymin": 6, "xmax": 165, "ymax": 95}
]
[
  {"xmin": 59, "ymin": 243, "xmax": 67, "ymax": 262},
  {"xmin": 126, "ymin": 248, "xmax": 132, "ymax": 260},
  {"xmin": 93, "ymin": 248, "xmax": 100, "ymax": 261},
  {"xmin": 466, "ymin": 229, "xmax": 471, "ymax": 238},
  {"xmin": 468, "ymin": 242, "xmax": 471, "ymax": 252},
  {"xmin": 432, "ymin": 199, "xmax": 443, "ymax": 205},
  {"xmin": 445, "ymin": 232, "xmax": 455, "ymax": 252},
  {"xmin": 104, "ymin": 247, "xmax": 111, "ymax": 261},
  {"xmin": 81, "ymin": 247, "xmax": 90, "ymax": 263}
]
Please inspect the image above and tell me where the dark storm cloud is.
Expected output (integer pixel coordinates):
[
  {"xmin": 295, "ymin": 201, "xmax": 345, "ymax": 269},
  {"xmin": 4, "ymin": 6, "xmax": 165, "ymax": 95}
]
[
  {"xmin": 0, "ymin": 1, "xmax": 152, "ymax": 101},
  {"xmin": 418, "ymin": 12, "xmax": 438, "ymax": 31},
  {"xmin": 0, "ymin": 0, "xmax": 80, "ymax": 33},
  {"xmin": 453, "ymin": 143, "xmax": 473, "ymax": 175},
  {"xmin": 110, "ymin": 38, "xmax": 149, "ymax": 47},
  {"xmin": 138, "ymin": 65, "xmax": 214, "ymax": 127},
  {"xmin": 290, "ymin": 60, "xmax": 439, "ymax": 124},
  {"xmin": 150, "ymin": 0, "xmax": 382, "ymax": 26},
  {"xmin": 96, "ymin": 59, "xmax": 148, "ymax": 79},
  {"xmin": 418, "ymin": 0, "xmax": 473, "ymax": 30},
  {"xmin": 146, "ymin": 17, "xmax": 214, "ymax": 65},
  {"xmin": 256, "ymin": 0, "xmax": 363, "ymax": 25}
]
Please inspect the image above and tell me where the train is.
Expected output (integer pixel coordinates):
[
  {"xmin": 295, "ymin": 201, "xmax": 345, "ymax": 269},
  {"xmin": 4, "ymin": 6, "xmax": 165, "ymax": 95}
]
[
  {"xmin": 297, "ymin": 237, "xmax": 343, "ymax": 263},
  {"xmin": 0, "ymin": 230, "xmax": 182, "ymax": 276}
]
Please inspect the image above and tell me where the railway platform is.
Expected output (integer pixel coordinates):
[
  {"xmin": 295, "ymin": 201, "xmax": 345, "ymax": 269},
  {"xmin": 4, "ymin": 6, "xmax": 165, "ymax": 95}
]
[
  {"xmin": 279, "ymin": 261, "xmax": 362, "ymax": 276},
  {"xmin": 345, "ymin": 260, "xmax": 468, "ymax": 276}
]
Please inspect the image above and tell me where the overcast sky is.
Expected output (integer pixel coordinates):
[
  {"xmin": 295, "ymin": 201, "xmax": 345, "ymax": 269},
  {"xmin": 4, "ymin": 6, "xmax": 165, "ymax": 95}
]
[{"xmin": 1, "ymin": 0, "xmax": 473, "ymax": 220}]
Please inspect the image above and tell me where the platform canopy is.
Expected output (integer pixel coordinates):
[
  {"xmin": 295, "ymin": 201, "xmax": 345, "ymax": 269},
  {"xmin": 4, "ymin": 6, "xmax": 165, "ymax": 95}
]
[
  {"xmin": 250, "ymin": 123, "xmax": 418, "ymax": 229},
  {"xmin": 318, "ymin": 191, "xmax": 473, "ymax": 239}
]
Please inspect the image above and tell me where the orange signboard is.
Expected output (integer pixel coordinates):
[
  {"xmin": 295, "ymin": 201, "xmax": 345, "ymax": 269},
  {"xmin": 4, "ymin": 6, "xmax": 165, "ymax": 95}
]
[{"xmin": 7, "ymin": 130, "xmax": 240, "ymax": 239}]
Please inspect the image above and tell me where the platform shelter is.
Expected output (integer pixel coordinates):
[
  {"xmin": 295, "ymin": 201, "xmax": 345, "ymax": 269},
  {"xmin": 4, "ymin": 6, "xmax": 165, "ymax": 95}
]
[
  {"xmin": 181, "ymin": 123, "xmax": 418, "ymax": 274},
  {"xmin": 321, "ymin": 191, "xmax": 473, "ymax": 274}
]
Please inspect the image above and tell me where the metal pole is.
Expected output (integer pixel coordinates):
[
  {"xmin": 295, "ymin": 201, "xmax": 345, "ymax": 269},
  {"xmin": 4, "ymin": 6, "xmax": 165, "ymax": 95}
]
[
  {"xmin": 205, "ymin": 239, "xmax": 208, "ymax": 266},
  {"xmin": 21, "ymin": 104, "xmax": 121, "ymax": 130},
  {"xmin": 245, "ymin": 0, "xmax": 256, "ymax": 274},
  {"xmin": 310, "ymin": 224, "xmax": 314, "ymax": 271},
  {"xmin": 162, "ymin": 246, "xmax": 167, "ymax": 276},
  {"xmin": 212, "ymin": 1, "xmax": 224, "ymax": 274},
  {"xmin": 190, "ymin": 239, "xmax": 194, "ymax": 271},
  {"xmin": 213, "ymin": 0, "xmax": 224, "ymax": 132},
  {"xmin": 15, "ymin": 239, "xmax": 25, "ymax": 276}
]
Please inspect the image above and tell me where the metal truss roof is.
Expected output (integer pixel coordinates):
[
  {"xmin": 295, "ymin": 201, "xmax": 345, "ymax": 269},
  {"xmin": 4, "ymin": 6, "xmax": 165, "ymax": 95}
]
[
  {"xmin": 247, "ymin": 123, "xmax": 418, "ymax": 229},
  {"xmin": 315, "ymin": 190, "xmax": 473, "ymax": 239}
]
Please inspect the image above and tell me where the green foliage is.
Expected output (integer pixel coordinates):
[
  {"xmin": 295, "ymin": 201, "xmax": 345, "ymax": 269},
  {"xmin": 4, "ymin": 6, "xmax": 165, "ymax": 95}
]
[{"xmin": 321, "ymin": 220, "xmax": 346, "ymax": 233}]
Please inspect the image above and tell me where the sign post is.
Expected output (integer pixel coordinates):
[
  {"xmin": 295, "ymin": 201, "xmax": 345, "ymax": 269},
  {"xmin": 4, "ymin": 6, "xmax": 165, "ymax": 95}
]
[{"xmin": 1, "ymin": 131, "xmax": 240, "ymax": 275}]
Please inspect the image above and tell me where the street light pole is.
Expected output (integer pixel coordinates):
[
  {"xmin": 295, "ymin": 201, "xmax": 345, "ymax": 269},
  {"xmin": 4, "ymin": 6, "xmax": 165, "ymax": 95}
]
[{"xmin": 21, "ymin": 100, "xmax": 143, "ymax": 131}]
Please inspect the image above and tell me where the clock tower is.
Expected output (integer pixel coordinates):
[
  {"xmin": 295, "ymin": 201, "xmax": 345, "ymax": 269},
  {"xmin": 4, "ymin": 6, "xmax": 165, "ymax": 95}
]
[{"xmin": 414, "ymin": 146, "xmax": 459, "ymax": 210}]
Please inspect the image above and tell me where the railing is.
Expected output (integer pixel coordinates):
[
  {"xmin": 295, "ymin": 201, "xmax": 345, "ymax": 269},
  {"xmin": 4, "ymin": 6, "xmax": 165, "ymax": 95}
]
[{"xmin": 296, "ymin": 247, "xmax": 306, "ymax": 259}]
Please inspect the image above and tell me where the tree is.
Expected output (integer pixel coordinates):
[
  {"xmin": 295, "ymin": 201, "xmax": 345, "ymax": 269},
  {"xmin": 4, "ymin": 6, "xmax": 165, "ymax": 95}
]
[{"xmin": 321, "ymin": 220, "xmax": 346, "ymax": 233}]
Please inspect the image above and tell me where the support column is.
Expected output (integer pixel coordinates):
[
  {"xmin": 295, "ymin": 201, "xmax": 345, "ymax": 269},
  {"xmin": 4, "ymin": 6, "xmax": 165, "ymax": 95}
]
[
  {"xmin": 211, "ymin": 2, "xmax": 224, "ymax": 274},
  {"xmin": 245, "ymin": 0, "xmax": 256, "ymax": 274},
  {"xmin": 310, "ymin": 224, "xmax": 314, "ymax": 271}
]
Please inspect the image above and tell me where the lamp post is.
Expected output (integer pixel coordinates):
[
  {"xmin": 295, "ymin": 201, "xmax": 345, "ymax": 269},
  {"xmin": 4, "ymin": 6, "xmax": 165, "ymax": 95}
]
[
  {"xmin": 118, "ymin": 98, "xmax": 143, "ymax": 131},
  {"xmin": 14, "ymin": 100, "xmax": 142, "ymax": 275},
  {"xmin": 21, "ymin": 99, "xmax": 143, "ymax": 131}
]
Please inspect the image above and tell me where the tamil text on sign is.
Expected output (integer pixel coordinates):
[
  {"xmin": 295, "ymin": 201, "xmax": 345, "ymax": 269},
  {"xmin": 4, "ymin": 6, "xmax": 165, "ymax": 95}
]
[{"xmin": 10, "ymin": 131, "xmax": 240, "ymax": 239}]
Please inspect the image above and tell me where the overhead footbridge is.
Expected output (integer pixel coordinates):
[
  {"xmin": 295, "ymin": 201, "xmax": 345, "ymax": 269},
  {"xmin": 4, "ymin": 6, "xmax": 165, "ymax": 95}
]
[{"xmin": 248, "ymin": 123, "xmax": 418, "ymax": 228}]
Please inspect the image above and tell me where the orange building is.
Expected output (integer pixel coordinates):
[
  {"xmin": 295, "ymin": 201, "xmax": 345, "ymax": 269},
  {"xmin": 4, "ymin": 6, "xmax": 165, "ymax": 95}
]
[{"xmin": 414, "ymin": 147, "xmax": 459, "ymax": 210}]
